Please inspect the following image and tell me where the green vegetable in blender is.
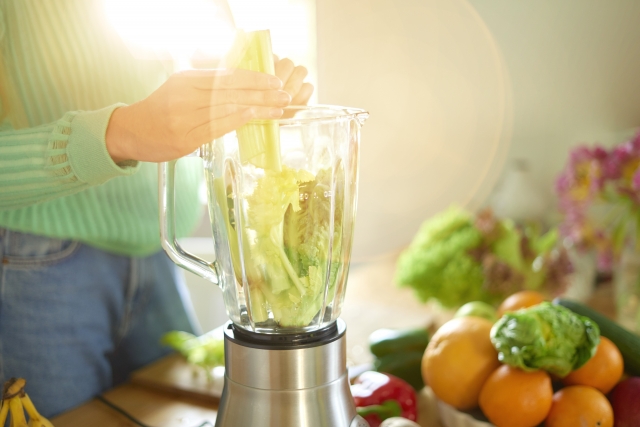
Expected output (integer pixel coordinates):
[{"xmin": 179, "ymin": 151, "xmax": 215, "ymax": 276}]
[
  {"xmin": 223, "ymin": 29, "xmax": 347, "ymax": 328},
  {"xmin": 246, "ymin": 166, "xmax": 313, "ymax": 294},
  {"xmin": 228, "ymin": 29, "xmax": 281, "ymax": 171},
  {"xmin": 490, "ymin": 302, "xmax": 600, "ymax": 377},
  {"xmin": 246, "ymin": 166, "xmax": 344, "ymax": 327}
]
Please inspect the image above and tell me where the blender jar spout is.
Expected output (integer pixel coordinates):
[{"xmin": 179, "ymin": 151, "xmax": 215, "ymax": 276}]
[{"xmin": 355, "ymin": 111, "xmax": 369, "ymax": 127}]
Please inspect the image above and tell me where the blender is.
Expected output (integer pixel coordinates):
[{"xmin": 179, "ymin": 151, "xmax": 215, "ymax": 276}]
[{"xmin": 159, "ymin": 105, "xmax": 369, "ymax": 426}]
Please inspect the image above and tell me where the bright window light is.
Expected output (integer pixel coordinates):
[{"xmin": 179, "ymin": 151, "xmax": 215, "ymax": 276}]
[
  {"xmin": 105, "ymin": 0, "xmax": 237, "ymax": 67},
  {"xmin": 105, "ymin": 0, "xmax": 316, "ymax": 93},
  {"xmin": 228, "ymin": 0, "xmax": 311, "ymax": 59},
  {"xmin": 228, "ymin": 0, "xmax": 317, "ymax": 98}
]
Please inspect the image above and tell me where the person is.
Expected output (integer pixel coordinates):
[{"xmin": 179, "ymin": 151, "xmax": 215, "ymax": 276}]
[{"xmin": 0, "ymin": 0, "xmax": 313, "ymax": 417}]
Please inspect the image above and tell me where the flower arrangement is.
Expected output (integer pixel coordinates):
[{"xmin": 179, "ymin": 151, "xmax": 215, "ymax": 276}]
[{"xmin": 556, "ymin": 131, "xmax": 640, "ymax": 269}]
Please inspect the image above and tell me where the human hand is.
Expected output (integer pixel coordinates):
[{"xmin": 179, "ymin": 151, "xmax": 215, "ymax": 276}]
[
  {"xmin": 274, "ymin": 56, "xmax": 314, "ymax": 106},
  {"xmin": 105, "ymin": 68, "xmax": 290, "ymax": 163}
]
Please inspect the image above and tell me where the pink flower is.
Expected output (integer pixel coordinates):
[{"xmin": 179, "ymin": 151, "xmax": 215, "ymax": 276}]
[
  {"xmin": 556, "ymin": 131, "xmax": 640, "ymax": 261},
  {"xmin": 606, "ymin": 142, "xmax": 633, "ymax": 179},
  {"xmin": 633, "ymin": 168, "xmax": 640, "ymax": 191},
  {"xmin": 602, "ymin": 132, "xmax": 640, "ymax": 203},
  {"xmin": 556, "ymin": 145, "xmax": 607, "ymax": 206}
]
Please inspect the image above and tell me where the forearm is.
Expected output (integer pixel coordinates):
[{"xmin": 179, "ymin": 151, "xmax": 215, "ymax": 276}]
[{"xmin": 0, "ymin": 106, "xmax": 139, "ymax": 210}]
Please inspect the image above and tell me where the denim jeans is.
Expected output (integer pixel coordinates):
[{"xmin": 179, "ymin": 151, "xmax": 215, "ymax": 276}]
[{"xmin": 0, "ymin": 228, "xmax": 198, "ymax": 418}]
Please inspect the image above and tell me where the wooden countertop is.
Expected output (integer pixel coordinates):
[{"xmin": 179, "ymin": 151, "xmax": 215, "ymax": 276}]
[
  {"xmin": 51, "ymin": 252, "xmax": 614, "ymax": 427},
  {"xmin": 51, "ymin": 382, "xmax": 219, "ymax": 427}
]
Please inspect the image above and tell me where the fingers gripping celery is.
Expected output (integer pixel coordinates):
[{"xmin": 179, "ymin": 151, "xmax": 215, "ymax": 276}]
[{"xmin": 229, "ymin": 30, "xmax": 281, "ymax": 171}]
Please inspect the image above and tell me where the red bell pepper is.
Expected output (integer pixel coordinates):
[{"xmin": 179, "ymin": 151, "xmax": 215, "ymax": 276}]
[{"xmin": 351, "ymin": 371, "xmax": 418, "ymax": 427}]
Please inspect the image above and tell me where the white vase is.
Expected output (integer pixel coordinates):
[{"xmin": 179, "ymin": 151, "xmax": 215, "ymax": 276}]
[
  {"xmin": 563, "ymin": 249, "xmax": 597, "ymax": 302},
  {"xmin": 490, "ymin": 158, "xmax": 549, "ymax": 223},
  {"xmin": 614, "ymin": 246, "xmax": 640, "ymax": 333}
]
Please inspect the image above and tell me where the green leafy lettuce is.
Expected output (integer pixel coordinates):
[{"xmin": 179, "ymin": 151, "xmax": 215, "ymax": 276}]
[
  {"xmin": 244, "ymin": 166, "xmax": 344, "ymax": 327},
  {"xmin": 394, "ymin": 207, "xmax": 568, "ymax": 308},
  {"xmin": 490, "ymin": 302, "xmax": 600, "ymax": 377},
  {"xmin": 394, "ymin": 207, "xmax": 491, "ymax": 307}
]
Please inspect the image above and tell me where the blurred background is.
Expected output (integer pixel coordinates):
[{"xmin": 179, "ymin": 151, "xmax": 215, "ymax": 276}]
[{"xmin": 171, "ymin": 0, "xmax": 640, "ymax": 330}]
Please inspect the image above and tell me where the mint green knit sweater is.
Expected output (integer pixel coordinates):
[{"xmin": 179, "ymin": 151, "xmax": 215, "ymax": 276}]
[{"xmin": 0, "ymin": 1, "xmax": 204, "ymax": 256}]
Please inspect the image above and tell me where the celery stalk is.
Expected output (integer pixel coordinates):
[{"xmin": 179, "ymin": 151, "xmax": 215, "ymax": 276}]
[
  {"xmin": 228, "ymin": 30, "xmax": 281, "ymax": 171},
  {"xmin": 213, "ymin": 177, "xmax": 268, "ymax": 323}
]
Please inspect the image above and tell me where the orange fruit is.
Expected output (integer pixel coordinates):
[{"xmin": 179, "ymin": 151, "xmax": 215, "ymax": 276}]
[
  {"xmin": 562, "ymin": 336, "xmax": 624, "ymax": 394},
  {"xmin": 479, "ymin": 365, "xmax": 553, "ymax": 427},
  {"xmin": 497, "ymin": 290, "xmax": 546, "ymax": 317},
  {"xmin": 422, "ymin": 317, "xmax": 500, "ymax": 410},
  {"xmin": 544, "ymin": 385, "xmax": 613, "ymax": 427}
]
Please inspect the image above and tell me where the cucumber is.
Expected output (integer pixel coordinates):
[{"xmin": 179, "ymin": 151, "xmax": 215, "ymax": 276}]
[
  {"xmin": 373, "ymin": 351, "xmax": 424, "ymax": 390},
  {"xmin": 369, "ymin": 327, "xmax": 430, "ymax": 358},
  {"xmin": 553, "ymin": 298, "xmax": 640, "ymax": 376}
]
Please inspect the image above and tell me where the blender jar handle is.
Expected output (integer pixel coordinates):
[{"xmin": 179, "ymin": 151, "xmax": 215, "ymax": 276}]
[{"xmin": 158, "ymin": 161, "xmax": 220, "ymax": 285}]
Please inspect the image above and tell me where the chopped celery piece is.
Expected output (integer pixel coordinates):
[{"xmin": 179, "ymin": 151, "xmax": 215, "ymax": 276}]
[
  {"xmin": 229, "ymin": 30, "xmax": 281, "ymax": 171},
  {"xmin": 212, "ymin": 176, "xmax": 268, "ymax": 323},
  {"xmin": 161, "ymin": 331, "xmax": 224, "ymax": 372},
  {"xmin": 245, "ymin": 166, "xmax": 345, "ymax": 327}
]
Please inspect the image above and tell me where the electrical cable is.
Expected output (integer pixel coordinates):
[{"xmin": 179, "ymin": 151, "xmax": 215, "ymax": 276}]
[{"xmin": 96, "ymin": 395, "xmax": 154, "ymax": 427}]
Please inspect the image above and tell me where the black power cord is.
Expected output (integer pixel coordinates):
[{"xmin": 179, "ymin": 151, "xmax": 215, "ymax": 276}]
[
  {"xmin": 96, "ymin": 395, "xmax": 215, "ymax": 427},
  {"xmin": 96, "ymin": 395, "xmax": 153, "ymax": 427}
]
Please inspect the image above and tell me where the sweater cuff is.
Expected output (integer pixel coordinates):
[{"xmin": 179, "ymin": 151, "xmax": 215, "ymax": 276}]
[{"xmin": 67, "ymin": 104, "xmax": 140, "ymax": 186}]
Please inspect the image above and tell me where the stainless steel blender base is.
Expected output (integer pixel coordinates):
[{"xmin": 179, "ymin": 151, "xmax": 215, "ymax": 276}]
[
  {"xmin": 214, "ymin": 319, "xmax": 369, "ymax": 427},
  {"xmin": 215, "ymin": 372, "xmax": 368, "ymax": 426}
]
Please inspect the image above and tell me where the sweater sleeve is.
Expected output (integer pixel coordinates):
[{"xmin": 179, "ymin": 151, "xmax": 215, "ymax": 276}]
[{"xmin": 0, "ymin": 104, "xmax": 140, "ymax": 210}]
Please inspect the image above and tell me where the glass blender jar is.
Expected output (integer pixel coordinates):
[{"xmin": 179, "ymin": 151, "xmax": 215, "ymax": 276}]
[{"xmin": 159, "ymin": 105, "xmax": 369, "ymax": 426}]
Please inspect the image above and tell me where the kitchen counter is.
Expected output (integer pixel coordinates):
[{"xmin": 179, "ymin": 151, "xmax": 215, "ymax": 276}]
[
  {"xmin": 51, "ymin": 382, "xmax": 219, "ymax": 427},
  {"xmin": 51, "ymin": 251, "xmax": 615, "ymax": 427}
]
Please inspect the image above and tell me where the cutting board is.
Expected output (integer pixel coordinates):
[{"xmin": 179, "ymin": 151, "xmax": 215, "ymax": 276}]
[{"xmin": 130, "ymin": 353, "xmax": 224, "ymax": 404}]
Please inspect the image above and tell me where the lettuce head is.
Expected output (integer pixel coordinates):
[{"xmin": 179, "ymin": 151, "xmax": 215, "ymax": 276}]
[{"xmin": 490, "ymin": 302, "xmax": 600, "ymax": 377}]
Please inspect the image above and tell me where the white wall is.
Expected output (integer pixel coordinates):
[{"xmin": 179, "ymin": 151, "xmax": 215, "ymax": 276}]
[
  {"xmin": 470, "ymin": 0, "xmax": 640, "ymax": 215},
  {"xmin": 317, "ymin": 0, "xmax": 640, "ymax": 261}
]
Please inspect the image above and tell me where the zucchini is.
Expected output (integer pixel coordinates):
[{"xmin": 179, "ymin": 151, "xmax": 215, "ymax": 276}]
[
  {"xmin": 553, "ymin": 298, "xmax": 640, "ymax": 376},
  {"xmin": 369, "ymin": 328, "xmax": 430, "ymax": 358}
]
